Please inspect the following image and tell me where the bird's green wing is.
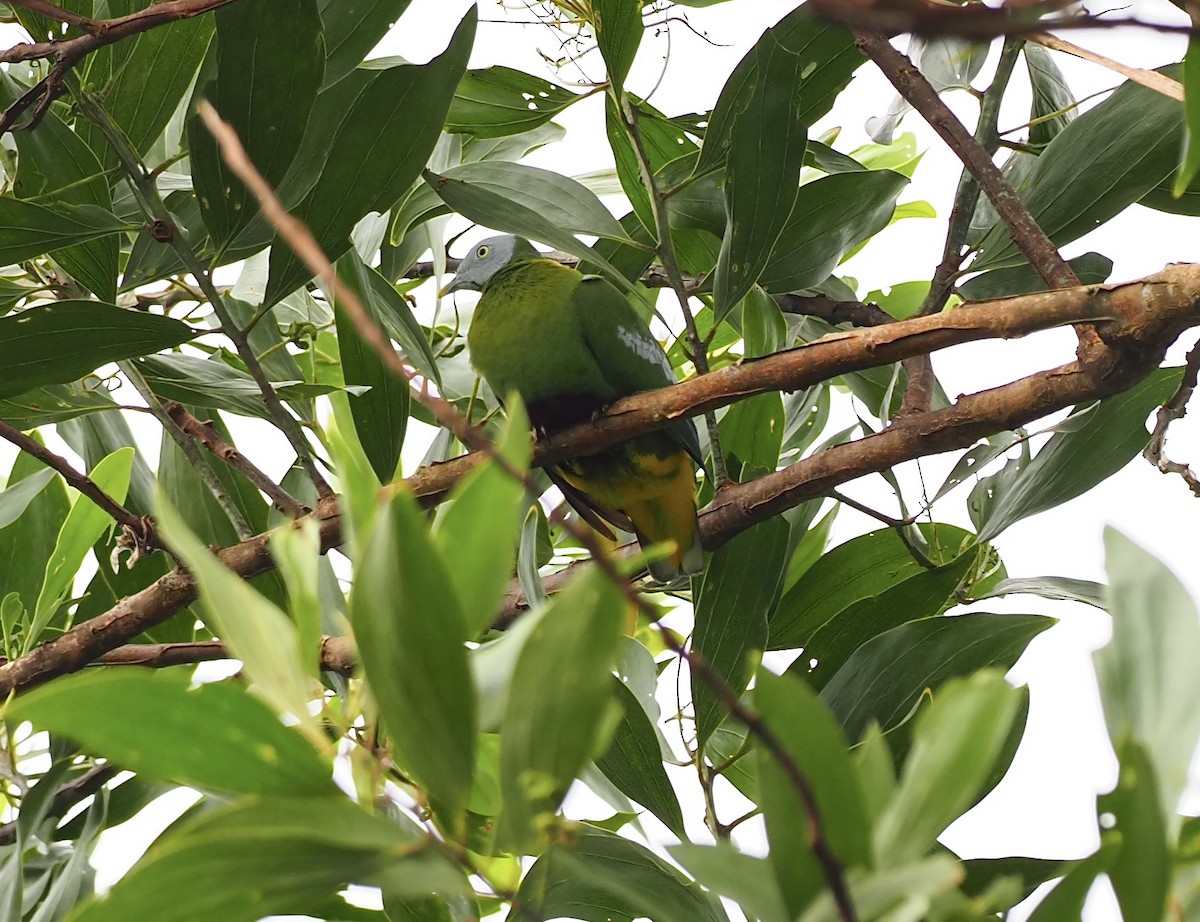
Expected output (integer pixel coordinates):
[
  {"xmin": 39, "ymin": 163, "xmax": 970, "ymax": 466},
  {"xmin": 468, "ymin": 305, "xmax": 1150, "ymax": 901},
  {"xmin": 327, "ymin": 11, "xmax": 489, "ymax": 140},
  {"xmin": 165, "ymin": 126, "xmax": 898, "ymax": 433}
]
[{"xmin": 571, "ymin": 276, "xmax": 703, "ymax": 464}]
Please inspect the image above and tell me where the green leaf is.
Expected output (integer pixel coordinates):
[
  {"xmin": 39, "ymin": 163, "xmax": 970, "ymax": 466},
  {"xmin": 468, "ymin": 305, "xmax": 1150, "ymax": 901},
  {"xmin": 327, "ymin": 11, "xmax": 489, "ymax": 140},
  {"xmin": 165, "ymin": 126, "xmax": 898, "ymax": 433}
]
[
  {"xmin": 265, "ymin": 9, "xmax": 476, "ymax": 305},
  {"xmin": 820, "ymin": 613, "xmax": 1053, "ymax": 745},
  {"xmin": 1024, "ymin": 846, "xmax": 1116, "ymax": 922},
  {"xmin": 333, "ymin": 253, "xmax": 409, "ymax": 482},
  {"xmin": 435, "ymin": 401, "xmax": 532, "ymax": 636},
  {"xmin": 699, "ymin": 6, "xmax": 861, "ymax": 174},
  {"xmin": 0, "ymin": 199, "xmax": 128, "ymax": 269},
  {"xmin": 973, "ymin": 74, "xmax": 1182, "ymax": 270},
  {"xmin": 1178, "ymin": 39, "xmax": 1200, "ymax": 195},
  {"xmin": 358, "ymin": 253, "xmax": 441, "ymax": 384},
  {"xmin": 755, "ymin": 669, "xmax": 872, "ymax": 917},
  {"xmin": 595, "ymin": 678, "xmax": 686, "ymax": 837},
  {"xmin": 669, "ymin": 842, "xmax": 788, "ymax": 922},
  {"xmin": 350, "ymin": 488, "xmax": 476, "ymax": 830},
  {"xmin": 852, "ymin": 723, "xmax": 896, "ymax": 826},
  {"xmin": 0, "ymin": 301, "xmax": 194, "ymax": 399},
  {"xmin": 155, "ymin": 492, "xmax": 322, "ymax": 745},
  {"xmin": 0, "ymin": 467, "xmax": 55, "ymax": 530},
  {"xmin": 1025, "ymin": 43, "xmax": 1077, "ymax": 148},
  {"xmin": 80, "ymin": 12, "xmax": 215, "ymax": 171},
  {"xmin": 873, "ymin": 670, "xmax": 1021, "ymax": 867},
  {"xmin": 0, "ymin": 447, "xmax": 67, "ymax": 615},
  {"xmin": 593, "ymin": 0, "xmax": 643, "ymax": 94},
  {"xmin": 797, "ymin": 856, "xmax": 963, "ymax": 922},
  {"xmin": 713, "ymin": 32, "xmax": 808, "ymax": 319},
  {"xmin": 498, "ymin": 569, "xmax": 624, "ymax": 851},
  {"xmin": 972, "ymin": 367, "xmax": 1182, "ymax": 542},
  {"xmin": 719, "ymin": 392, "xmax": 785, "ymax": 478},
  {"xmin": 516, "ymin": 824, "xmax": 727, "ymax": 922},
  {"xmin": 190, "ymin": 0, "xmax": 325, "ymax": 249},
  {"xmin": 318, "ymin": 0, "xmax": 414, "ymax": 88},
  {"xmin": 27, "ymin": 447, "xmax": 132, "ymax": 647},
  {"xmin": 957, "ymin": 251, "xmax": 1112, "ymax": 301},
  {"xmin": 270, "ymin": 518, "xmax": 324, "ymax": 683},
  {"xmin": 65, "ymin": 795, "xmax": 461, "ymax": 922},
  {"xmin": 1096, "ymin": 528, "xmax": 1200, "ymax": 837},
  {"xmin": 770, "ymin": 523, "xmax": 975, "ymax": 651},
  {"xmin": 10, "ymin": 671, "xmax": 332, "ymax": 797},
  {"xmin": 759, "ymin": 170, "xmax": 908, "ymax": 293},
  {"xmin": 1102, "ymin": 739, "xmax": 1170, "ymax": 922},
  {"xmin": 446, "ymin": 66, "xmax": 579, "ymax": 138},
  {"xmin": 975, "ymin": 575, "xmax": 1107, "ymax": 610},
  {"xmin": 692, "ymin": 515, "xmax": 788, "ymax": 744},
  {"xmin": 787, "ymin": 546, "xmax": 981, "ymax": 690},
  {"xmin": 0, "ymin": 73, "xmax": 117, "ymax": 301}
]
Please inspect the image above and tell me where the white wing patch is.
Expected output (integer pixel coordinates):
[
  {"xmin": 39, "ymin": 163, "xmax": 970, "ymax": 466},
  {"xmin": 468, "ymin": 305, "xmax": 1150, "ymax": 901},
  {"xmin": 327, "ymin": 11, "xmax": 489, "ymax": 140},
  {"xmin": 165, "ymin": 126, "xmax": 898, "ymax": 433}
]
[{"xmin": 618, "ymin": 324, "xmax": 672, "ymax": 376}]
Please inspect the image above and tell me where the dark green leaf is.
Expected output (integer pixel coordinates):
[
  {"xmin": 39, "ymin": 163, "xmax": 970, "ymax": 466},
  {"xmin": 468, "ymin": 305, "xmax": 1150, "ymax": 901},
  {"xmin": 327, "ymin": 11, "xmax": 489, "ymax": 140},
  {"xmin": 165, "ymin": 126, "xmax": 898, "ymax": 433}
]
[
  {"xmin": 350, "ymin": 489, "xmax": 476, "ymax": 829},
  {"xmin": 755, "ymin": 669, "xmax": 871, "ymax": 917},
  {"xmin": 787, "ymin": 546, "xmax": 980, "ymax": 690},
  {"xmin": 265, "ymin": 10, "xmax": 476, "ymax": 305},
  {"xmin": 446, "ymin": 66, "xmax": 578, "ymax": 138},
  {"xmin": 190, "ymin": 0, "xmax": 325, "ymax": 249},
  {"xmin": 318, "ymin": 0, "xmax": 414, "ymax": 88},
  {"xmin": 516, "ymin": 824, "xmax": 727, "ymax": 922},
  {"xmin": 0, "ymin": 73, "xmax": 117, "ymax": 301},
  {"xmin": 499, "ymin": 569, "xmax": 623, "ymax": 851},
  {"xmin": 66, "ymin": 796, "xmax": 461, "ymax": 922},
  {"xmin": 0, "ymin": 447, "xmax": 67, "ymax": 615},
  {"xmin": 873, "ymin": 671, "xmax": 1020, "ymax": 867},
  {"xmin": 973, "ymin": 367, "xmax": 1182, "ymax": 542},
  {"xmin": 820, "ymin": 613, "xmax": 1053, "ymax": 744},
  {"xmin": 974, "ymin": 75, "xmax": 1182, "ymax": 270},
  {"xmin": 80, "ymin": 13, "xmax": 215, "ymax": 171},
  {"xmin": 719, "ymin": 392, "xmax": 784, "ymax": 477},
  {"xmin": 1179, "ymin": 39, "xmax": 1200, "ymax": 194},
  {"xmin": 0, "ymin": 199, "xmax": 128, "ymax": 267},
  {"xmin": 0, "ymin": 301, "xmax": 194, "ymax": 399},
  {"xmin": 692, "ymin": 515, "xmax": 788, "ymax": 743},
  {"xmin": 713, "ymin": 32, "xmax": 808, "ymax": 318},
  {"xmin": 770, "ymin": 523, "xmax": 975, "ymax": 651},
  {"xmin": 10, "ymin": 671, "xmax": 333, "ymax": 796},
  {"xmin": 958, "ymin": 252, "xmax": 1111, "ymax": 301},
  {"xmin": 0, "ymin": 467, "xmax": 55, "ymax": 530},
  {"xmin": 759, "ymin": 170, "xmax": 908, "ymax": 293},
  {"xmin": 333, "ymin": 254, "xmax": 409, "ymax": 482},
  {"xmin": 593, "ymin": 0, "xmax": 643, "ymax": 94},
  {"xmin": 1103, "ymin": 739, "xmax": 1170, "ymax": 922},
  {"xmin": 1025, "ymin": 43, "xmax": 1077, "ymax": 148},
  {"xmin": 699, "ymin": 6, "xmax": 861, "ymax": 173},
  {"xmin": 595, "ymin": 678, "xmax": 686, "ymax": 837},
  {"xmin": 606, "ymin": 96, "xmax": 697, "ymax": 233},
  {"xmin": 1096, "ymin": 528, "xmax": 1200, "ymax": 837}
]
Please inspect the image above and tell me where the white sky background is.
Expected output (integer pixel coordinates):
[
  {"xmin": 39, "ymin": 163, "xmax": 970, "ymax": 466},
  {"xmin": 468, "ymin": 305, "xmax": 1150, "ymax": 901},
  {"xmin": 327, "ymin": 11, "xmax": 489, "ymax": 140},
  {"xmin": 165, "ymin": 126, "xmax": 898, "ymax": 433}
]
[{"xmin": 1, "ymin": 1, "xmax": 1198, "ymax": 918}]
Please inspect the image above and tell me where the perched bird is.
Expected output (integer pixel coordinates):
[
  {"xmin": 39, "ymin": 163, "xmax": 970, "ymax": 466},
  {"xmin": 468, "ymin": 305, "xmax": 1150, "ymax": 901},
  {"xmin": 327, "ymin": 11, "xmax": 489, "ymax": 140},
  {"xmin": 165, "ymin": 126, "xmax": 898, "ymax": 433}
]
[{"xmin": 441, "ymin": 234, "xmax": 704, "ymax": 581}]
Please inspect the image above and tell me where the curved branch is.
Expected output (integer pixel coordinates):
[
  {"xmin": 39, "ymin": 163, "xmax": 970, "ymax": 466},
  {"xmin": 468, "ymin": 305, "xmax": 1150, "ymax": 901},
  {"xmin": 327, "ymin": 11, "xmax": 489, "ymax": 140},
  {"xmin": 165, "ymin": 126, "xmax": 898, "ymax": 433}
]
[{"xmin": 0, "ymin": 266, "xmax": 1197, "ymax": 696}]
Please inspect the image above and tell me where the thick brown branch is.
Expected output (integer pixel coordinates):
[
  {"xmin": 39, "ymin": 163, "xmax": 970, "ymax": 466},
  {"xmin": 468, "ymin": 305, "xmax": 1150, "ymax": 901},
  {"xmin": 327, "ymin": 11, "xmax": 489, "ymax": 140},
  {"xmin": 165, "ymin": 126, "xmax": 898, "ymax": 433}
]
[
  {"xmin": 0, "ymin": 267, "xmax": 1197, "ymax": 697},
  {"xmin": 95, "ymin": 636, "xmax": 356, "ymax": 676}
]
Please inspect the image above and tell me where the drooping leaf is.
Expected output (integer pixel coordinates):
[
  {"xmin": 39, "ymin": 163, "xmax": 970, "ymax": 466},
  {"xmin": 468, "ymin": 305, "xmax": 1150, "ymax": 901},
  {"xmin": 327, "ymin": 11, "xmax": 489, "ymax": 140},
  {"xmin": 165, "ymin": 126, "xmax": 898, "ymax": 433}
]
[
  {"xmin": 867, "ymin": 36, "xmax": 989, "ymax": 144},
  {"xmin": 1024, "ymin": 43, "xmax": 1077, "ymax": 148},
  {"xmin": 190, "ymin": 0, "xmax": 325, "ymax": 249},
  {"xmin": 1096, "ymin": 528, "xmax": 1200, "ymax": 835},
  {"xmin": 446, "ymin": 66, "xmax": 579, "ymax": 138},
  {"xmin": 713, "ymin": 32, "xmax": 808, "ymax": 319},
  {"xmin": 975, "ymin": 575, "xmax": 1107, "ymax": 610},
  {"xmin": 318, "ymin": 0, "xmax": 415, "ymax": 88},
  {"xmin": 1178, "ymin": 38, "xmax": 1200, "ymax": 195},
  {"xmin": 692, "ymin": 515, "xmax": 788, "ymax": 744},
  {"xmin": 759, "ymin": 170, "xmax": 909, "ymax": 293},
  {"xmin": 350, "ymin": 488, "xmax": 477, "ymax": 831},
  {"xmin": 972, "ymin": 367, "xmax": 1182, "ymax": 542},
  {"xmin": 755, "ymin": 669, "xmax": 872, "ymax": 917},
  {"xmin": 10, "ymin": 671, "xmax": 333, "ymax": 797},
  {"xmin": 516, "ymin": 824, "xmax": 727, "ymax": 922},
  {"xmin": 0, "ymin": 448, "xmax": 67, "ymax": 616},
  {"xmin": 873, "ymin": 670, "xmax": 1021, "ymax": 867},
  {"xmin": 1102, "ymin": 739, "xmax": 1171, "ymax": 922},
  {"xmin": 0, "ymin": 467, "xmax": 55, "ymax": 531},
  {"xmin": 265, "ymin": 9, "xmax": 476, "ymax": 305},
  {"xmin": 820, "ymin": 613, "xmax": 1053, "ymax": 744},
  {"xmin": 498, "ymin": 569, "xmax": 624, "ymax": 851}
]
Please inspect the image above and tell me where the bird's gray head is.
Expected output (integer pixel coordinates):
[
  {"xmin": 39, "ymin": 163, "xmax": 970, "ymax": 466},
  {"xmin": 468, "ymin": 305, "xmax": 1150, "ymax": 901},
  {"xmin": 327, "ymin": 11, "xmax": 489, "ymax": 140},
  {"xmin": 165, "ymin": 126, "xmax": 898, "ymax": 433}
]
[{"xmin": 439, "ymin": 235, "xmax": 542, "ymax": 296}]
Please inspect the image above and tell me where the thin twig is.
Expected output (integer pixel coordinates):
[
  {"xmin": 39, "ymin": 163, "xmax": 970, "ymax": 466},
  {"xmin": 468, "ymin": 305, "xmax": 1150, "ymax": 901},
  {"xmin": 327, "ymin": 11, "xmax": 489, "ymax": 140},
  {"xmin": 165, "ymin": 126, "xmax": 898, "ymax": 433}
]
[
  {"xmin": 1144, "ymin": 339, "xmax": 1200, "ymax": 496},
  {"xmin": 74, "ymin": 88, "xmax": 333, "ymax": 500},
  {"xmin": 199, "ymin": 97, "xmax": 857, "ymax": 922},
  {"xmin": 159, "ymin": 400, "xmax": 308, "ymax": 518}
]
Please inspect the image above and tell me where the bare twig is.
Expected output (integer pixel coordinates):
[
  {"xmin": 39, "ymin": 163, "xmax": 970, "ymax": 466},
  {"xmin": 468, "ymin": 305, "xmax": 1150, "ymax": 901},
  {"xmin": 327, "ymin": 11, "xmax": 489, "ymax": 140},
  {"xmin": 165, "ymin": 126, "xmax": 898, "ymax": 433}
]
[
  {"xmin": 159, "ymin": 400, "xmax": 308, "ymax": 518},
  {"xmin": 1144, "ymin": 339, "xmax": 1200, "ymax": 496},
  {"xmin": 0, "ymin": 416, "xmax": 157, "ymax": 552}
]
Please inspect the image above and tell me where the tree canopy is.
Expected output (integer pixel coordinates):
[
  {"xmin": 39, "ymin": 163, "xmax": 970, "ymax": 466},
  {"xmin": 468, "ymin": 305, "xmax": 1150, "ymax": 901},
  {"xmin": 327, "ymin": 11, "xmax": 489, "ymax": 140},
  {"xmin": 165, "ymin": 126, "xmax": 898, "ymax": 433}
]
[{"xmin": 0, "ymin": 0, "xmax": 1197, "ymax": 919}]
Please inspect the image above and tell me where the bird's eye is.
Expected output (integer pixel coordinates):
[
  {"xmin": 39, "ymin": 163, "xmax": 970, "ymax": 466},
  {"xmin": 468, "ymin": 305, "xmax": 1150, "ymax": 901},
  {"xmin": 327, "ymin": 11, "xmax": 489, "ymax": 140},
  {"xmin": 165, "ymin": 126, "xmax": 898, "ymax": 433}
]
[{"xmin": 476, "ymin": 244, "xmax": 491, "ymax": 259}]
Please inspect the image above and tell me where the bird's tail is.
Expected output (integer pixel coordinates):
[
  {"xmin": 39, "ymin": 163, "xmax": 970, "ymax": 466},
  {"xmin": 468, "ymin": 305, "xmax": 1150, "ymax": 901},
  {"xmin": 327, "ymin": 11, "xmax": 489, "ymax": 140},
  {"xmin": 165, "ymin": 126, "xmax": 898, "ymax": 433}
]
[{"xmin": 625, "ymin": 458, "xmax": 704, "ymax": 583}]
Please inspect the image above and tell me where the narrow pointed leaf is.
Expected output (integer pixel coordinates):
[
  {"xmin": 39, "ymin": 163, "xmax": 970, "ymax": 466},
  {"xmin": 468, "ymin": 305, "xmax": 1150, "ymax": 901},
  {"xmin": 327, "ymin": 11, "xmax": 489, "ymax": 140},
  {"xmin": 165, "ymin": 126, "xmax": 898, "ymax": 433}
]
[
  {"xmin": 447, "ymin": 66, "xmax": 579, "ymax": 138},
  {"xmin": 592, "ymin": 0, "xmax": 643, "ymax": 94},
  {"xmin": 318, "ymin": 0, "xmax": 415, "ymax": 88},
  {"xmin": 0, "ymin": 199, "xmax": 129, "ymax": 268}
]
